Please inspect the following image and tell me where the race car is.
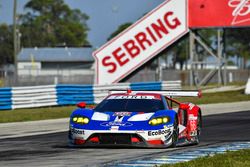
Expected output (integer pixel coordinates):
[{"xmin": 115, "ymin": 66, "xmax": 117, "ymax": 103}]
[{"xmin": 68, "ymin": 90, "xmax": 202, "ymax": 148}]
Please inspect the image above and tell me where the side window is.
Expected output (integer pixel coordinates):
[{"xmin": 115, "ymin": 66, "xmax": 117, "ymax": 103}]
[
  {"xmin": 162, "ymin": 96, "xmax": 171, "ymax": 109},
  {"xmin": 161, "ymin": 96, "xmax": 169, "ymax": 110}
]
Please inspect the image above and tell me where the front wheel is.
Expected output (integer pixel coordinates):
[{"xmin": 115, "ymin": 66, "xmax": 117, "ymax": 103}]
[{"xmin": 170, "ymin": 116, "xmax": 179, "ymax": 147}]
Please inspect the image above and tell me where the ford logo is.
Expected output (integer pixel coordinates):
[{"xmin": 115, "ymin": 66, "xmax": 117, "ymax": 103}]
[{"xmin": 100, "ymin": 122, "xmax": 133, "ymax": 127}]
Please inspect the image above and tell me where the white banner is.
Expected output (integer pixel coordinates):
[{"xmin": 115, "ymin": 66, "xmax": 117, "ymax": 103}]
[{"xmin": 93, "ymin": 0, "xmax": 188, "ymax": 84}]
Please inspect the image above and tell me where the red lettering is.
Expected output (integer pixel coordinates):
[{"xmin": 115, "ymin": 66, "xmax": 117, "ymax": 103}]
[
  {"xmin": 100, "ymin": 11, "xmax": 182, "ymax": 76},
  {"xmin": 146, "ymin": 27, "xmax": 157, "ymax": 43},
  {"xmin": 135, "ymin": 32, "xmax": 152, "ymax": 50},
  {"xmin": 164, "ymin": 12, "xmax": 181, "ymax": 29},
  {"xmin": 113, "ymin": 47, "xmax": 129, "ymax": 66},
  {"xmin": 123, "ymin": 40, "xmax": 140, "ymax": 58},
  {"xmin": 102, "ymin": 56, "xmax": 117, "ymax": 73},
  {"xmin": 151, "ymin": 19, "xmax": 169, "ymax": 39}
]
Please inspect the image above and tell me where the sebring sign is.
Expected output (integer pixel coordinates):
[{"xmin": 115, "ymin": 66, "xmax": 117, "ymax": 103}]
[{"xmin": 93, "ymin": 0, "xmax": 188, "ymax": 84}]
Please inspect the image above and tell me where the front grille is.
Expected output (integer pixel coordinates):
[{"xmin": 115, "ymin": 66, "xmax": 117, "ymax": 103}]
[{"xmin": 98, "ymin": 133, "xmax": 131, "ymax": 145}]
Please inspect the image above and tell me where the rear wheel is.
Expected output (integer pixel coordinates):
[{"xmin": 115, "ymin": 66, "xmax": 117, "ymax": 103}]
[
  {"xmin": 170, "ymin": 116, "xmax": 179, "ymax": 147},
  {"xmin": 194, "ymin": 111, "xmax": 202, "ymax": 144}
]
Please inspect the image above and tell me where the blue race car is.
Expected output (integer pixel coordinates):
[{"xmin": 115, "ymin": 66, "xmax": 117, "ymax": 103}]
[{"xmin": 68, "ymin": 90, "xmax": 202, "ymax": 148}]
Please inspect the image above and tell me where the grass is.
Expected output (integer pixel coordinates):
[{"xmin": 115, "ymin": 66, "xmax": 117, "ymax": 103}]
[
  {"xmin": 0, "ymin": 78, "xmax": 4, "ymax": 87},
  {"xmin": 0, "ymin": 89, "xmax": 249, "ymax": 123},
  {"xmin": 161, "ymin": 149, "xmax": 250, "ymax": 167},
  {"xmin": 182, "ymin": 81, "xmax": 246, "ymax": 90},
  {"xmin": 0, "ymin": 106, "xmax": 76, "ymax": 123}
]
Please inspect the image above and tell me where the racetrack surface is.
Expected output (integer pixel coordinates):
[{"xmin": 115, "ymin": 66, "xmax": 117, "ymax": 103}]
[{"xmin": 0, "ymin": 111, "xmax": 250, "ymax": 167}]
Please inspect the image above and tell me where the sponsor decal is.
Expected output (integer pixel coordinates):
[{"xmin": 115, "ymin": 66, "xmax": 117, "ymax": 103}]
[
  {"xmin": 190, "ymin": 130, "xmax": 197, "ymax": 136},
  {"xmin": 110, "ymin": 126, "xmax": 119, "ymax": 131},
  {"xmin": 163, "ymin": 125, "xmax": 173, "ymax": 130},
  {"xmin": 148, "ymin": 129, "xmax": 170, "ymax": 136},
  {"xmin": 113, "ymin": 112, "xmax": 132, "ymax": 116},
  {"xmin": 136, "ymin": 130, "xmax": 145, "ymax": 134},
  {"xmin": 228, "ymin": 0, "xmax": 250, "ymax": 25},
  {"xmin": 108, "ymin": 95, "xmax": 155, "ymax": 100},
  {"xmin": 190, "ymin": 120, "xmax": 196, "ymax": 131},
  {"xmin": 71, "ymin": 128, "xmax": 84, "ymax": 135},
  {"xmin": 189, "ymin": 0, "xmax": 250, "ymax": 27},
  {"xmin": 188, "ymin": 103, "xmax": 195, "ymax": 110},
  {"xmin": 189, "ymin": 114, "xmax": 197, "ymax": 120},
  {"xmin": 100, "ymin": 121, "xmax": 133, "ymax": 127},
  {"xmin": 114, "ymin": 115, "xmax": 124, "ymax": 123}
]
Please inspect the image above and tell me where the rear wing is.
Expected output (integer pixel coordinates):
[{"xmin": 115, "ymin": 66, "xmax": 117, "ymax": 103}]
[{"xmin": 109, "ymin": 90, "xmax": 202, "ymax": 98}]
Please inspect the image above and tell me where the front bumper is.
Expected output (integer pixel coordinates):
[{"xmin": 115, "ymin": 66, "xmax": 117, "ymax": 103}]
[{"xmin": 68, "ymin": 127, "xmax": 174, "ymax": 148}]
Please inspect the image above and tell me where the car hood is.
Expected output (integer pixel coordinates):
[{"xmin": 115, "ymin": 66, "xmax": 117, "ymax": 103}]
[
  {"xmin": 70, "ymin": 108, "xmax": 175, "ymax": 130},
  {"xmin": 91, "ymin": 111, "xmax": 154, "ymax": 122}
]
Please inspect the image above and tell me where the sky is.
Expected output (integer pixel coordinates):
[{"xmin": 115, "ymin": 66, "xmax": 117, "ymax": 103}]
[
  {"xmin": 0, "ymin": 0, "xmax": 248, "ymax": 67},
  {"xmin": 0, "ymin": 0, "xmax": 165, "ymax": 47}
]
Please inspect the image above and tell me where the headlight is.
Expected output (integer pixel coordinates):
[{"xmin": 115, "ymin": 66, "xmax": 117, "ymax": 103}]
[
  {"xmin": 72, "ymin": 116, "xmax": 89, "ymax": 124},
  {"xmin": 149, "ymin": 117, "xmax": 170, "ymax": 126}
]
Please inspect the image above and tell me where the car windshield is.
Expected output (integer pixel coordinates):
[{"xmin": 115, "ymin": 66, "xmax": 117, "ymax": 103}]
[{"xmin": 94, "ymin": 98, "xmax": 164, "ymax": 113}]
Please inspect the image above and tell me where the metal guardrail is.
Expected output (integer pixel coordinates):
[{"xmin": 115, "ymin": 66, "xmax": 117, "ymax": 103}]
[
  {"xmin": 0, "ymin": 88, "xmax": 12, "ymax": 110},
  {"xmin": 0, "ymin": 81, "xmax": 181, "ymax": 110},
  {"xmin": 12, "ymin": 85, "xmax": 58, "ymax": 109}
]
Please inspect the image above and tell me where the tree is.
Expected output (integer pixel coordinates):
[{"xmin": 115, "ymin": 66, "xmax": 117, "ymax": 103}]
[
  {"xmin": 19, "ymin": 0, "xmax": 90, "ymax": 47},
  {"xmin": 107, "ymin": 23, "xmax": 132, "ymax": 41},
  {"xmin": 170, "ymin": 36, "xmax": 189, "ymax": 70},
  {"xmin": 0, "ymin": 24, "xmax": 14, "ymax": 65},
  {"xmin": 226, "ymin": 28, "xmax": 250, "ymax": 69}
]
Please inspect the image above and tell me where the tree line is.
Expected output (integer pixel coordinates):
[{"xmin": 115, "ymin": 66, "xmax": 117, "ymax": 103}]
[
  {"xmin": 0, "ymin": 0, "xmax": 250, "ymax": 69},
  {"xmin": 0, "ymin": 0, "xmax": 89, "ymax": 65}
]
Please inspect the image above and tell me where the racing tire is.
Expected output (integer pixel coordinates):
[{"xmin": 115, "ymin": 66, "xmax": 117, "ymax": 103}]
[
  {"xmin": 170, "ymin": 116, "xmax": 179, "ymax": 148},
  {"xmin": 193, "ymin": 111, "xmax": 202, "ymax": 145}
]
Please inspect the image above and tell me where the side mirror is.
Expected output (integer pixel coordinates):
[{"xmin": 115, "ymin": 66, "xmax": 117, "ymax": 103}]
[
  {"xmin": 77, "ymin": 102, "xmax": 86, "ymax": 108},
  {"xmin": 88, "ymin": 105, "xmax": 95, "ymax": 109}
]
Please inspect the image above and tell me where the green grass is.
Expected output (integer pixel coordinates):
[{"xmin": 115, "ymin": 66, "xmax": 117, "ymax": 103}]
[
  {"xmin": 161, "ymin": 149, "xmax": 250, "ymax": 167},
  {"xmin": 0, "ymin": 89, "xmax": 249, "ymax": 123},
  {"xmin": 0, "ymin": 106, "xmax": 76, "ymax": 123},
  {"xmin": 0, "ymin": 78, "xmax": 4, "ymax": 87},
  {"xmin": 182, "ymin": 81, "xmax": 246, "ymax": 90}
]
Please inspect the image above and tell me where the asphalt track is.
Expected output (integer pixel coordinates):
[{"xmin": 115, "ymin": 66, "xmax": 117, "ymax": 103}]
[{"xmin": 0, "ymin": 110, "xmax": 250, "ymax": 167}]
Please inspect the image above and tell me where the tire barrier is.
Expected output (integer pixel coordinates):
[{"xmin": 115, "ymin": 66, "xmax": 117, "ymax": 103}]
[{"xmin": 0, "ymin": 81, "xmax": 181, "ymax": 110}]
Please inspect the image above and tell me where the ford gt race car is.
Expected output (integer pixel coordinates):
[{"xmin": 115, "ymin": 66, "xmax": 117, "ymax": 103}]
[{"xmin": 68, "ymin": 90, "xmax": 202, "ymax": 148}]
